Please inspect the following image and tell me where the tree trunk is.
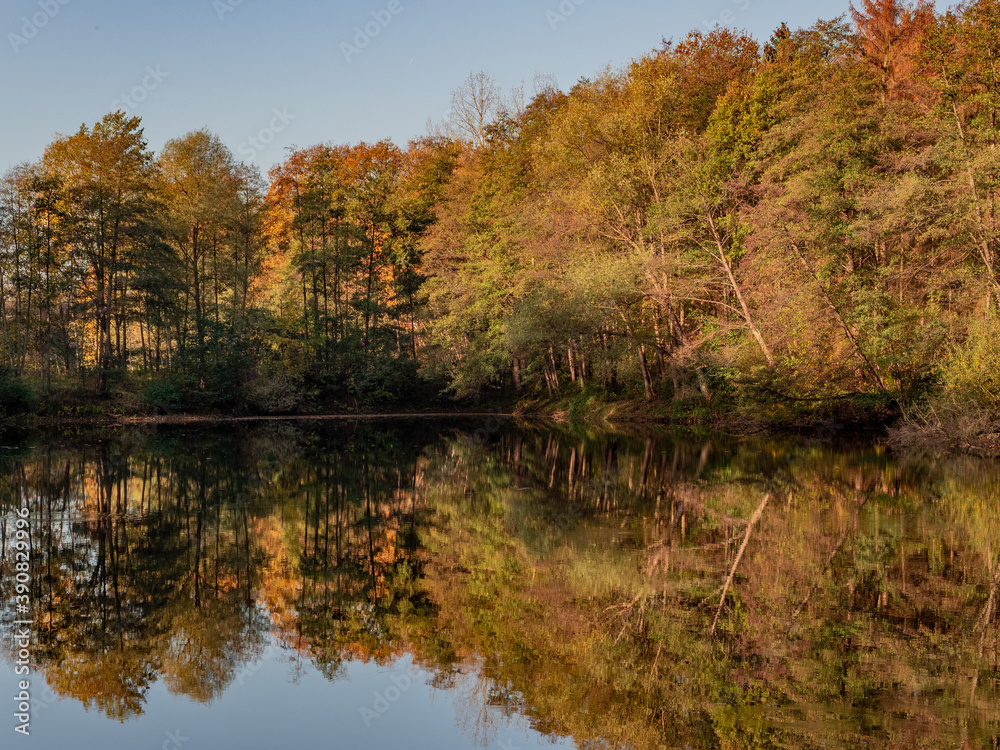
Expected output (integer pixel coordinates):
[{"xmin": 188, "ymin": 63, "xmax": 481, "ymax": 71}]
[
  {"xmin": 638, "ymin": 344, "xmax": 656, "ymax": 402},
  {"xmin": 707, "ymin": 215, "xmax": 775, "ymax": 366}
]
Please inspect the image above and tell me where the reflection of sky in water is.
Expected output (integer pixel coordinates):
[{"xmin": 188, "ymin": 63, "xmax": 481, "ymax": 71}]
[
  {"xmin": 0, "ymin": 640, "xmax": 572, "ymax": 750},
  {"xmin": 4, "ymin": 423, "xmax": 1000, "ymax": 749}
]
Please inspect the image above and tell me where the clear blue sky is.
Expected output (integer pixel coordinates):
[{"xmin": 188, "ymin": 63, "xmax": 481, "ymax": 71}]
[{"xmin": 0, "ymin": 0, "xmax": 929, "ymax": 176}]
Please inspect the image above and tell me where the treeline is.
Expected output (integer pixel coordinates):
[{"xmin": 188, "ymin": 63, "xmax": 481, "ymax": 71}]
[
  {"xmin": 2, "ymin": 0, "xmax": 999, "ymax": 419},
  {"xmin": 420, "ymin": 0, "xmax": 1000, "ymax": 422},
  {"xmin": 0, "ymin": 119, "xmax": 458, "ymax": 413}
]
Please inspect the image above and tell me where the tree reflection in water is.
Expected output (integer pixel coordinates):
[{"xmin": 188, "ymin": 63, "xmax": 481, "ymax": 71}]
[{"xmin": 1, "ymin": 420, "xmax": 999, "ymax": 748}]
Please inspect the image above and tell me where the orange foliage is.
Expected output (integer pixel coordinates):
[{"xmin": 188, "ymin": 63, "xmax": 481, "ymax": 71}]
[{"xmin": 851, "ymin": 0, "xmax": 934, "ymax": 100}]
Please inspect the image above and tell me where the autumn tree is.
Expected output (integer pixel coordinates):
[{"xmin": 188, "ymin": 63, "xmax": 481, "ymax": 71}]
[
  {"xmin": 43, "ymin": 112, "xmax": 159, "ymax": 393},
  {"xmin": 850, "ymin": 0, "xmax": 934, "ymax": 101}
]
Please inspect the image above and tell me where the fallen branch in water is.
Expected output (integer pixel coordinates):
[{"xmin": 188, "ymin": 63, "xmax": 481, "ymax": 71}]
[{"xmin": 711, "ymin": 492, "xmax": 772, "ymax": 635}]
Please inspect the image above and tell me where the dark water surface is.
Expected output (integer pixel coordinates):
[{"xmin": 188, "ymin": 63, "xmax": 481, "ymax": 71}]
[{"xmin": 2, "ymin": 419, "xmax": 1000, "ymax": 749}]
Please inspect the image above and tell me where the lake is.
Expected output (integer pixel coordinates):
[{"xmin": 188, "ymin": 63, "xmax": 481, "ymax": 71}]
[{"xmin": 1, "ymin": 418, "xmax": 999, "ymax": 749}]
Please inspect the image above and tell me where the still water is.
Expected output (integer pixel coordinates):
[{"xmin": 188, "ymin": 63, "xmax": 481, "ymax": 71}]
[{"xmin": 1, "ymin": 419, "xmax": 999, "ymax": 749}]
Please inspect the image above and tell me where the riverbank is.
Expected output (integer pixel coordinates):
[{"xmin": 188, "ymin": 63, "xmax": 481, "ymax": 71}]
[
  {"xmin": 514, "ymin": 386, "xmax": 899, "ymax": 436},
  {"xmin": 887, "ymin": 403, "xmax": 1000, "ymax": 458},
  {"xmin": 7, "ymin": 382, "xmax": 1000, "ymax": 458},
  {"xmin": 519, "ymin": 389, "xmax": 1000, "ymax": 457}
]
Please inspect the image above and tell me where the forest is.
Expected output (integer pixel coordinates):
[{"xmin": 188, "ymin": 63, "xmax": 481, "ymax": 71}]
[{"xmin": 1, "ymin": 0, "xmax": 999, "ymax": 437}]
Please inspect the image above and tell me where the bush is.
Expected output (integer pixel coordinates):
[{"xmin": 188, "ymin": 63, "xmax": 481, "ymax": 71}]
[
  {"xmin": 246, "ymin": 372, "xmax": 304, "ymax": 414},
  {"xmin": 938, "ymin": 317, "xmax": 1000, "ymax": 408},
  {"xmin": 889, "ymin": 318, "xmax": 1000, "ymax": 456},
  {"xmin": 0, "ymin": 371, "xmax": 35, "ymax": 418},
  {"xmin": 143, "ymin": 381, "xmax": 182, "ymax": 413},
  {"xmin": 353, "ymin": 357, "xmax": 424, "ymax": 408}
]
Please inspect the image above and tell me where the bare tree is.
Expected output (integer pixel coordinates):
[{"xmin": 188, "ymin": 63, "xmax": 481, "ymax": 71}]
[
  {"xmin": 531, "ymin": 72, "xmax": 560, "ymax": 99},
  {"xmin": 447, "ymin": 71, "xmax": 503, "ymax": 148},
  {"xmin": 505, "ymin": 80, "xmax": 526, "ymax": 122}
]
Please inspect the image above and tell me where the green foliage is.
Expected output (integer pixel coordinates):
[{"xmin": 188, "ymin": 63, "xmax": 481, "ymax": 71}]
[
  {"xmin": 939, "ymin": 316, "xmax": 1000, "ymax": 408},
  {"xmin": 0, "ymin": 369, "xmax": 34, "ymax": 417},
  {"xmin": 142, "ymin": 380, "xmax": 181, "ymax": 413}
]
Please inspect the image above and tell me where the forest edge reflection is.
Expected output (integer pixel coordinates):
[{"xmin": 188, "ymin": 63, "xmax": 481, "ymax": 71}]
[{"xmin": 1, "ymin": 419, "xmax": 999, "ymax": 749}]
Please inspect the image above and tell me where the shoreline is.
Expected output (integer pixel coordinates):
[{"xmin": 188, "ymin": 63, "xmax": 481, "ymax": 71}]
[
  {"xmin": 8, "ymin": 403, "xmax": 884, "ymax": 438},
  {"xmin": 12, "ymin": 410, "xmax": 517, "ymax": 429},
  {"xmin": 8, "ymin": 399, "xmax": 999, "ymax": 458}
]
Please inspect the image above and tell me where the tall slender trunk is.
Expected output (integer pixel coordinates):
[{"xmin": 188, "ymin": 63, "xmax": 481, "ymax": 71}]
[
  {"xmin": 950, "ymin": 100, "xmax": 1000, "ymax": 308},
  {"xmin": 363, "ymin": 222, "xmax": 377, "ymax": 352},
  {"xmin": 638, "ymin": 344, "xmax": 656, "ymax": 402},
  {"xmin": 706, "ymin": 215, "xmax": 774, "ymax": 366}
]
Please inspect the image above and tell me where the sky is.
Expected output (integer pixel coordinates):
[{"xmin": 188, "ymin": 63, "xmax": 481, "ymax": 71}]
[{"xmin": 0, "ymin": 0, "xmax": 922, "ymax": 177}]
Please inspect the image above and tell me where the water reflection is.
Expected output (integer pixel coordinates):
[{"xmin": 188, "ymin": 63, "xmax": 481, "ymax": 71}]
[{"xmin": 2, "ymin": 421, "xmax": 1000, "ymax": 748}]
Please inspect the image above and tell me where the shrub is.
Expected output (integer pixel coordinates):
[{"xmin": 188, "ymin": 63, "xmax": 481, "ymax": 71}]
[
  {"xmin": 938, "ymin": 317, "xmax": 1000, "ymax": 408},
  {"xmin": 0, "ymin": 370, "xmax": 35, "ymax": 418},
  {"xmin": 246, "ymin": 372, "xmax": 304, "ymax": 414},
  {"xmin": 143, "ymin": 381, "xmax": 182, "ymax": 413}
]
